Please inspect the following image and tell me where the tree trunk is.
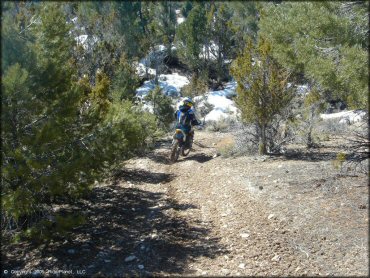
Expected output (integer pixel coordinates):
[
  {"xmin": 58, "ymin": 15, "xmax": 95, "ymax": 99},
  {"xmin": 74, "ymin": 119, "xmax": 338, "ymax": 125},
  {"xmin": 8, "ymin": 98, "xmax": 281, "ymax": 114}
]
[{"xmin": 259, "ymin": 124, "xmax": 267, "ymax": 155}]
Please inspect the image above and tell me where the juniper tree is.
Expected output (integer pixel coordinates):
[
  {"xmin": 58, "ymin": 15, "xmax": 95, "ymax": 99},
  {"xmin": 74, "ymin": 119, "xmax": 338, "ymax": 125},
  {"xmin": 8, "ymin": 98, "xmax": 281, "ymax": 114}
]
[
  {"xmin": 145, "ymin": 86, "xmax": 175, "ymax": 130},
  {"xmin": 1, "ymin": 2, "xmax": 157, "ymax": 240},
  {"xmin": 175, "ymin": 3, "xmax": 208, "ymax": 73},
  {"xmin": 231, "ymin": 38, "xmax": 294, "ymax": 155},
  {"xmin": 258, "ymin": 1, "xmax": 369, "ymax": 109}
]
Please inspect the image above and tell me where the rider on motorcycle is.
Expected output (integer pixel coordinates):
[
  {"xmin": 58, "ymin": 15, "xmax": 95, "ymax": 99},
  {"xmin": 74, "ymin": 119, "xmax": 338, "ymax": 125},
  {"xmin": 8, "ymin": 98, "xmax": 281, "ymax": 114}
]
[{"xmin": 175, "ymin": 97, "xmax": 201, "ymax": 148}]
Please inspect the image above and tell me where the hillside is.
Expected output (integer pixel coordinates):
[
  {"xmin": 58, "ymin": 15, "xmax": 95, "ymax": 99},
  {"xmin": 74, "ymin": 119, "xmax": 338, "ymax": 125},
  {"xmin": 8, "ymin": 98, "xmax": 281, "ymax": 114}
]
[{"xmin": 3, "ymin": 130, "xmax": 368, "ymax": 276}]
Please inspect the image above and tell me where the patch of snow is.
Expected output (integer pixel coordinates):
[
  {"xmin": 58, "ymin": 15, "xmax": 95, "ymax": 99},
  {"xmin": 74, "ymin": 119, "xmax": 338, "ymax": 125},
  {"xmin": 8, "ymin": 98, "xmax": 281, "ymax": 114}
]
[
  {"xmin": 154, "ymin": 44, "xmax": 166, "ymax": 52},
  {"xmin": 75, "ymin": 35, "xmax": 98, "ymax": 50},
  {"xmin": 134, "ymin": 62, "xmax": 157, "ymax": 78},
  {"xmin": 296, "ymin": 84, "xmax": 310, "ymax": 95},
  {"xmin": 177, "ymin": 17, "xmax": 185, "ymax": 24},
  {"xmin": 200, "ymin": 41, "xmax": 219, "ymax": 60},
  {"xmin": 320, "ymin": 110, "xmax": 367, "ymax": 125},
  {"xmin": 194, "ymin": 81, "xmax": 239, "ymax": 123},
  {"xmin": 175, "ymin": 9, "xmax": 185, "ymax": 24},
  {"xmin": 135, "ymin": 73, "xmax": 189, "ymax": 100}
]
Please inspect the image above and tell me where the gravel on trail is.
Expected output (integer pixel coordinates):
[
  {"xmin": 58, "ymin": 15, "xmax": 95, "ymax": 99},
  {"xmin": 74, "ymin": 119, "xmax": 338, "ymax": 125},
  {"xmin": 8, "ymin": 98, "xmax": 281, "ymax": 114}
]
[{"xmin": 2, "ymin": 130, "xmax": 368, "ymax": 277}]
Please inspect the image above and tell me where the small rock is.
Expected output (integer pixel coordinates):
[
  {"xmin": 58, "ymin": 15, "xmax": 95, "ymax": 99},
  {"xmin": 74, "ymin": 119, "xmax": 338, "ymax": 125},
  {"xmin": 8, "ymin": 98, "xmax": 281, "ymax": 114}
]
[
  {"xmin": 238, "ymin": 263, "xmax": 245, "ymax": 269},
  {"xmin": 202, "ymin": 271, "xmax": 207, "ymax": 275},
  {"xmin": 67, "ymin": 249, "xmax": 76, "ymax": 255},
  {"xmin": 104, "ymin": 259, "xmax": 111, "ymax": 263},
  {"xmin": 88, "ymin": 265, "xmax": 95, "ymax": 269},
  {"xmin": 124, "ymin": 255, "xmax": 137, "ymax": 262},
  {"xmin": 221, "ymin": 269, "xmax": 230, "ymax": 275},
  {"xmin": 150, "ymin": 233, "xmax": 158, "ymax": 239},
  {"xmin": 138, "ymin": 265, "xmax": 145, "ymax": 270},
  {"xmin": 98, "ymin": 251, "xmax": 107, "ymax": 257},
  {"xmin": 212, "ymin": 153, "xmax": 218, "ymax": 158},
  {"xmin": 285, "ymin": 170, "xmax": 289, "ymax": 173},
  {"xmin": 273, "ymin": 180, "xmax": 278, "ymax": 183},
  {"xmin": 271, "ymin": 255, "xmax": 281, "ymax": 262},
  {"xmin": 240, "ymin": 233, "xmax": 250, "ymax": 238},
  {"xmin": 268, "ymin": 214, "xmax": 276, "ymax": 220},
  {"xmin": 278, "ymin": 164, "xmax": 283, "ymax": 168},
  {"xmin": 259, "ymin": 186, "xmax": 263, "ymax": 190}
]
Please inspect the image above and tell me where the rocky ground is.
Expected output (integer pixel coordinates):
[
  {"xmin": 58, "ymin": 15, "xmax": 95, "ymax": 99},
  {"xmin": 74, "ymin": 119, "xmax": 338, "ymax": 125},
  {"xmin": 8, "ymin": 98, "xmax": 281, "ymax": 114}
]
[{"xmin": 2, "ymin": 130, "xmax": 369, "ymax": 277}]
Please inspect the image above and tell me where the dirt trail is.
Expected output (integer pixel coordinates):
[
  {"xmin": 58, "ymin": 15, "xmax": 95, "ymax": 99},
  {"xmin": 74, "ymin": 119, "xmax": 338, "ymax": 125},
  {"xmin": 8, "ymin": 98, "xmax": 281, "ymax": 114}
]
[
  {"xmin": 119, "ymin": 130, "xmax": 368, "ymax": 276},
  {"xmin": 3, "ymin": 130, "xmax": 368, "ymax": 277}
]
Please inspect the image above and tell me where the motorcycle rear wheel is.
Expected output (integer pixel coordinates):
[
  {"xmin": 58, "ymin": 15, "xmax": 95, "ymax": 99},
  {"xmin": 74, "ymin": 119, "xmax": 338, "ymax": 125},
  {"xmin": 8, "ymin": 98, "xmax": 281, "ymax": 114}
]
[{"xmin": 181, "ymin": 146, "xmax": 191, "ymax": 156}]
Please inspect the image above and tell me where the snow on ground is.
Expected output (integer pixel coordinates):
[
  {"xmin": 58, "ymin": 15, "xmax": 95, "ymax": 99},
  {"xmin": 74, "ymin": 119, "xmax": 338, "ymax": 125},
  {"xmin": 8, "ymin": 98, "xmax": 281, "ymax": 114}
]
[
  {"xmin": 320, "ymin": 110, "xmax": 367, "ymax": 125},
  {"xmin": 195, "ymin": 81, "xmax": 239, "ymax": 123},
  {"xmin": 135, "ymin": 73, "xmax": 189, "ymax": 100},
  {"xmin": 135, "ymin": 62, "xmax": 157, "ymax": 78},
  {"xmin": 75, "ymin": 35, "xmax": 98, "ymax": 50},
  {"xmin": 175, "ymin": 9, "xmax": 185, "ymax": 25},
  {"xmin": 200, "ymin": 41, "xmax": 219, "ymax": 60},
  {"xmin": 135, "ymin": 45, "xmax": 176, "ymax": 78},
  {"xmin": 135, "ymin": 71, "xmax": 239, "ymax": 125}
]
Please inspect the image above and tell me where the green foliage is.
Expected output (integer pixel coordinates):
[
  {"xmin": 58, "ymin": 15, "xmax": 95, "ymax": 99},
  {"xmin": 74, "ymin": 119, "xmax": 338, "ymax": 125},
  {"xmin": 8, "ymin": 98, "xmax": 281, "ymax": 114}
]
[
  {"xmin": 175, "ymin": 3, "xmax": 207, "ymax": 71},
  {"xmin": 206, "ymin": 3, "xmax": 237, "ymax": 82},
  {"xmin": 258, "ymin": 2, "xmax": 369, "ymax": 109},
  {"xmin": 1, "ymin": 2, "xmax": 158, "ymax": 242},
  {"xmin": 231, "ymin": 38, "xmax": 294, "ymax": 154},
  {"xmin": 181, "ymin": 1, "xmax": 193, "ymax": 18},
  {"xmin": 332, "ymin": 152, "xmax": 347, "ymax": 170},
  {"xmin": 145, "ymin": 86, "xmax": 175, "ymax": 130},
  {"xmin": 181, "ymin": 73, "xmax": 209, "ymax": 98},
  {"xmin": 227, "ymin": 2, "xmax": 259, "ymax": 45},
  {"xmin": 111, "ymin": 54, "xmax": 140, "ymax": 102},
  {"xmin": 146, "ymin": 2, "xmax": 177, "ymax": 53}
]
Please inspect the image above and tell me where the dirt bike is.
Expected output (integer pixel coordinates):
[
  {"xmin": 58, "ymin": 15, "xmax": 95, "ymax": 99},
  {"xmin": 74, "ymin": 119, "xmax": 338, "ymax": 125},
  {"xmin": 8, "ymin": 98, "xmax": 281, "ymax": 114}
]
[{"xmin": 170, "ymin": 127, "xmax": 194, "ymax": 162}]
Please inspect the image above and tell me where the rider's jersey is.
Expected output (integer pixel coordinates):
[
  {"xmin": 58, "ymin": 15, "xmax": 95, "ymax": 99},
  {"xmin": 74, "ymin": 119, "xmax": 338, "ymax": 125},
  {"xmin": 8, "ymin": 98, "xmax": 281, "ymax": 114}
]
[{"xmin": 175, "ymin": 105, "xmax": 200, "ymax": 133}]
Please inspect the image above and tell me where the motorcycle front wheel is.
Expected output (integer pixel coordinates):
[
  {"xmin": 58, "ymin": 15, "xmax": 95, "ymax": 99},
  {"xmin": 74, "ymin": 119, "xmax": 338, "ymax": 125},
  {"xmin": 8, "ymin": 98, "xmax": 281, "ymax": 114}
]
[{"xmin": 170, "ymin": 141, "xmax": 181, "ymax": 162}]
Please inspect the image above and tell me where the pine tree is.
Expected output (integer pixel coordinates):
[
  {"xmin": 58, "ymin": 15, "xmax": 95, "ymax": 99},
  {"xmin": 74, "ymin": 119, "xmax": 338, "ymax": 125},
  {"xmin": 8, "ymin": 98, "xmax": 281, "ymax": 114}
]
[
  {"xmin": 258, "ymin": 2, "xmax": 368, "ymax": 109},
  {"xmin": 111, "ymin": 53, "xmax": 140, "ymax": 102},
  {"xmin": 206, "ymin": 3, "xmax": 236, "ymax": 83},
  {"xmin": 2, "ymin": 3, "xmax": 158, "ymax": 241},
  {"xmin": 231, "ymin": 38, "xmax": 294, "ymax": 155},
  {"xmin": 175, "ymin": 3, "xmax": 208, "ymax": 72},
  {"xmin": 145, "ymin": 86, "xmax": 175, "ymax": 130}
]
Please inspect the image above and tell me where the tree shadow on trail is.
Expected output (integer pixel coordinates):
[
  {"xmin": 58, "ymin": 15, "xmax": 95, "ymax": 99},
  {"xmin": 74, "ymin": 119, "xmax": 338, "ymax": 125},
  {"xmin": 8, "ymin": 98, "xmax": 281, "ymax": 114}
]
[
  {"xmin": 281, "ymin": 149, "xmax": 338, "ymax": 162},
  {"xmin": 112, "ymin": 168, "xmax": 175, "ymax": 184},
  {"xmin": 3, "ymin": 185, "xmax": 227, "ymax": 276},
  {"xmin": 180, "ymin": 153, "xmax": 214, "ymax": 163}
]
